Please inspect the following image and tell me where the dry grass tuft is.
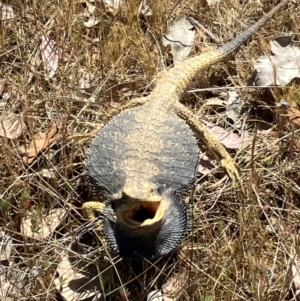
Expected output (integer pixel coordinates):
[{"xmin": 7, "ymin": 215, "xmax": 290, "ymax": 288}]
[{"xmin": 0, "ymin": 0, "xmax": 299, "ymax": 300}]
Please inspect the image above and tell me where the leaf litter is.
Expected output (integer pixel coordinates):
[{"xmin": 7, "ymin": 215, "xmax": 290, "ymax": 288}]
[
  {"xmin": 40, "ymin": 33, "xmax": 59, "ymax": 78},
  {"xmin": 21, "ymin": 208, "xmax": 67, "ymax": 240},
  {"xmin": 139, "ymin": 0, "xmax": 152, "ymax": 17},
  {"xmin": 0, "ymin": 231, "xmax": 12, "ymax": 262},
  {"xmin": 147, "ymin": 272, "xmax": 187, "ymax": 301},
  {"xmin": 225, "ymin": 89, "xmax": 244, "ymax": 129},
  {"xmin": 200, "ymin": 119, "xmax": 251, "ymax": 149},
  {"xmin": 19, "ymin": 122, "xmax": 60, "ymax": 164},
  {"xmin": 84, "ymin": 16, "xmax": 100, "ymax": 27},
  {"xmin": 162, "ymin": 16, "xmax": 196, "ymax": 64},
  {"xmin": 54, "ymin": 251, "xmax": 101, "ymax": 301},
  {"xmin": 0, "ymin": 79, "xmax": 5, "ymax": 95},
  {"xmin": 101, "ymin": 0, "xmax": 122, "ymax": 11},
  {"xmin": 247, "ymin": 36, "xmax": 300, "ymax": 86},
  {"xmin": 0, "ymin": 112, "xmax": 26, "ymax": 139},
  {"xmin": 0, "ymin": 3, "xmax": 15, "ymax": 21},
  {"xmin": 292, "ymin": 256, "xmax": 300, "ymax": 298},
  {"xmin": 247, "ymin": 35, "xmax": 300, "ymax": 131},
  {"xmin": 147, "ymin": 290, "xmax": 162, "ymax": 301},
  {"xmin": 161, "ymin": 272, "xmax": 187, "ymax": 301},
  {"xmin": 206, "ymin": 0, "xmax": 222, "ymax": 6},
  {"xmin": 1, "ymin": 1, "xmax": 299, "ymax": 300},
  {"xmin": 285, "ymin": 100, "xmax": 300, "ymax": 129}
]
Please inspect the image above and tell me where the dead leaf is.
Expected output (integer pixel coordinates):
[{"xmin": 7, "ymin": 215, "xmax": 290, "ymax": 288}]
[
  {"xmin": 21, "ymin": 208, "xmax": 67, "ymax": 239},
  {"xmin": 0, "ymin": 262, "xmax": 42, "ymax": 298},
  {"xmin": 226, "ymin": 89, "xmax": 243, "ymax": 129},
  {"xmin": 162, "ymin": 16, "xmax": 196, "ymax": 65},
  {"xmin": 0, "ymin": 79, "xmax": 5, "ymax": 95},
  {"xmin": 40, "ymin": 34, "xmax": 59, "ymax": 78},
  {"xmin": 84, "ymin": 16, "xmax": 100, "ymax": 27},
  {"xmin": 204, "ymin": 97, "xmax": 225, "ymax": 107},
  {"xmin": 161, "ymin": 272, "xmax": 187, "ymax": 301},
  {"xmin": 147, "ymin": 290, "xmax": 163, "ymax": 301},
  {"xmin": 103, "ymin": 0, "xmax": 121, "ymax": 10},
  {"xmin": 0, "ymin": 232, "xmax": 12, "ymax": 262},
  {"xmin": 2, "ymin": 93, "xmax": 10, "ymax": 102},
  {"xmin": 203, "ymin": 90, "xmax": 244, "ymax": 129},
  {"xmin": 200, "ymin": 119, "xmax": 251, "ymax": 149},
  {"xmin": 0, "ymin": 277, "xmax": 12, "ymax": 299},
  {"xmin": 139, "ymin": 0, "xmax": 152, "ymax": 16},
  {"xmin": 1, "ymin": 4, "xmax": 15, "ymax": 20},
  {"xmin": 82, "ymin": 1, "xmax": 96, "ymax": 16},
  {"xmin": 54, "ymin": 252, "xmax": 100, "ymax": 301},
  {"xmin": 206, "ymin": 0, "xmax": 221, "ymax": 5},
  {"xmin": 79, "ymin": 76, "xmax": 91, "ymax": 91},
  {"xmin": 0, "ymin": 112, "xmax": 26, "ymax": 139},
  {"xmin": 247, "ymin": 36, "xmax": 300, "ymax": 86},
  {"xmin": 41, "ymin": 168, "xmax": 55, "ymax": 178},
  {"xmin": 276, "ymin": 99, "xmax": 300, "ymax": 132},
  {"xmin": 292, "ymin": 257, "xmax": 300, "ymax": 298},
  {"xmin": 19, "ymin": 122, "xmax": 60, "ymax": 164},
  {"xmin": 285, "ymin": 100, "xmax": 300, "ymax": 129}
]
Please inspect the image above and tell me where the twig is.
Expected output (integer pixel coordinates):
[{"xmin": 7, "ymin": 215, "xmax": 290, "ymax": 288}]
[{"xmin": 187, "ymin": 16, "xmax": 221, "ymax": 44}]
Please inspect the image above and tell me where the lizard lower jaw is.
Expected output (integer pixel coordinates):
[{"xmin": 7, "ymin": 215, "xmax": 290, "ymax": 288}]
[{"xmin": 120, "ymin": 200, "xmax": 166, "ymax": 228}]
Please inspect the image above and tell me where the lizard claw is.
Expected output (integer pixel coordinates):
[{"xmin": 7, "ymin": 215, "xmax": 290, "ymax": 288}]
[{"xmin": 221, "ymin": 156, "xmax": 240, "ymax": 182}]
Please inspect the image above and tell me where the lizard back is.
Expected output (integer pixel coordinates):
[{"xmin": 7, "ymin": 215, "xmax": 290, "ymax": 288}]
[{"xmin": 87, "ymin": 104, "xmax": 199, "ymax": 200}]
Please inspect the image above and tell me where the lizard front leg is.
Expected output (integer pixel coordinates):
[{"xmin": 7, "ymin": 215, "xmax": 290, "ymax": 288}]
[
  {"xmin": 82, "ymin": 201, "xmax": 109, "ymax": 250},
  {"xmin": 173, "ymin": 102, "xmax": 239, "ymax": 181},
  {"xmin": 82, "ymin": 201, "xmax": 105, "ymax": 220}
]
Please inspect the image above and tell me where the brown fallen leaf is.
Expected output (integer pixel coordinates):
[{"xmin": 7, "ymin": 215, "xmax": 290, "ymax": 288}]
[
  {"xmin": 0, "ymin": 79, "xmax": 5, "ymax": 95},
  {"xmin": 162, "ymin": 272, "xmax": 187, "ymax": 301},
  {"xmin": 200, "ymin": 119, "xmax": 252, "ymax": 150},
  {"xmin": 19, "ymin": 122, "xmax": 60, "ymax": 164},
  {"xmin": 286, "ymin": 100, "xmax": 300, "ymax": 129},
  {"xmin": 0, "ymin": 112, "xmax": 27, "ymax": 139}
]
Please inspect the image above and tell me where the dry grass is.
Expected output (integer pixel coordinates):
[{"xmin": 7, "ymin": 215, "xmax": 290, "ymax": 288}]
[{"xmin": 0, "ymin": 0, "xmax": 300, "ymax": 300}]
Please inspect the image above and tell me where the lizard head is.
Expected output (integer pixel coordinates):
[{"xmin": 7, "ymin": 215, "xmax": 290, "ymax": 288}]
[
  {"xmin": 114, "ymin": 181, "xmax": 166, "ymax": 227},
  {"xmin": 102, "ymin": 187, "xmax": 189, "ymax": 260},
  {"xmin": 122, "ymin": 181, "xmax": 161, "ymax": 201}
]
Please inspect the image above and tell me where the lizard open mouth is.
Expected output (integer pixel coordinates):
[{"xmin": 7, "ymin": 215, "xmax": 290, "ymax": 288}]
[
  {"xmin": 120, "ymin": 201, "xmax": 165, "ymax": 227},
  {"xmin": 103, "ymin": 190, "xmax": 188, "ymax": 259}
]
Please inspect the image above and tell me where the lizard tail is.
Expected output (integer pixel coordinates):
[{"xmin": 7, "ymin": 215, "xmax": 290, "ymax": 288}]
[
  {"xmin": 220, "ymin": 0, "xmax": 290, "ymax": 55},
  {"xmin": 152, "ymin": 0, "xmax": 290, "ymax": 98}
]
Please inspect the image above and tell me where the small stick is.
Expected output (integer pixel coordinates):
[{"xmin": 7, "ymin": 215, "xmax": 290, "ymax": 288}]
[{"xmin": 187, "ymin": 16, "xmax": 222, "ymax": 44}]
